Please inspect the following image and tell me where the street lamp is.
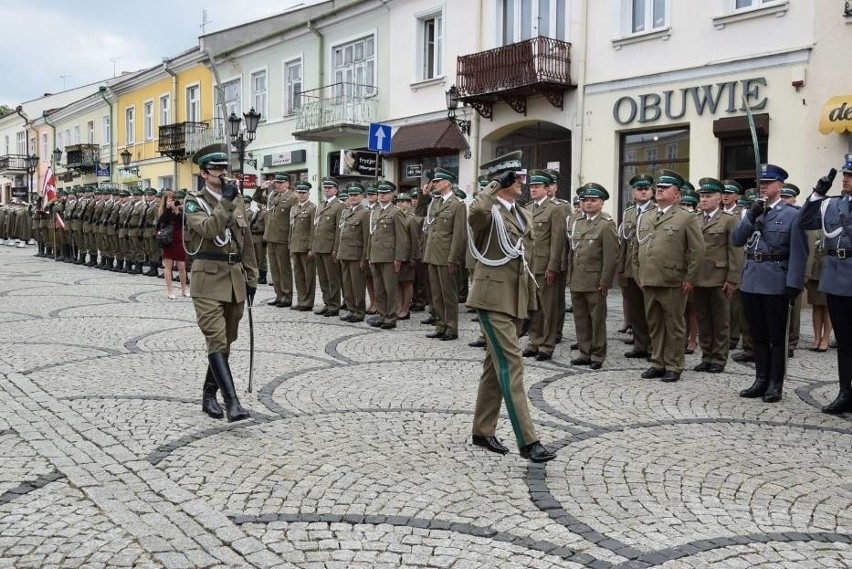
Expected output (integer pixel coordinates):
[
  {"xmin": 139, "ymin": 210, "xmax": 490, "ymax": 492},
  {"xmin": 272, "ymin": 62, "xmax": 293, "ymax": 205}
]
[
  {"xmin": 227, "ymin": 107, "xmax": 261, "ymax": 193},
  {"xmin": 25, "ymin": 154, "xmax": 38, "ymax": 202},
  {"xmin": 52, "ymin": 148, "xmax": 62, "ymax": 168},
  {"xmin": 119, "ymin": 148, "xmax": 139, "ymax": 176},
  {"xmin": 445, "ymin": 85, "xmax": 471, "ymax": 136}
]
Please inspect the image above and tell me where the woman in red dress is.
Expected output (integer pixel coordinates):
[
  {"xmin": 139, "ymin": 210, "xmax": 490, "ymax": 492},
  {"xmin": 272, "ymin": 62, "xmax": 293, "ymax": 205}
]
[{"xmin": 157, "ymin": 190, "xmax": 188, "ymax": 299}]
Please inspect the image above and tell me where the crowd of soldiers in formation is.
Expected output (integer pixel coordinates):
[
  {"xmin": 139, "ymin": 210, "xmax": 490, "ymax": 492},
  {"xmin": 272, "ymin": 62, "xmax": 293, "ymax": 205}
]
[{"xmin": 9, "ymin": 171, "xmax": 831, "ymax": 362}]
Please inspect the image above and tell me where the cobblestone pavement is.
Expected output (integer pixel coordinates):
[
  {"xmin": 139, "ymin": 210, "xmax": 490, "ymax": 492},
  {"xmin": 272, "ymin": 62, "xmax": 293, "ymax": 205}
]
[{"xmin": 0, "ymin": 245, "xmax": 850, "ymax": 568}]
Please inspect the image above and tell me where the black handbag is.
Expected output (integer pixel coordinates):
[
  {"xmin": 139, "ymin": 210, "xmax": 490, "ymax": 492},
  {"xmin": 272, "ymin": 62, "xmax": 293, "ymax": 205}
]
[{"xmin": 155, "ymin": 223, "xmax": 174, "ymax": 247}]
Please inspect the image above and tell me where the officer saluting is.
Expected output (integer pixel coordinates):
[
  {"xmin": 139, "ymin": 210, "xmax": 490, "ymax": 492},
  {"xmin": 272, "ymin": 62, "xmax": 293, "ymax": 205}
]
[
  {"xmin": 184, "ymin": 144, "xmax": 258, "ymax": 422},
  {"xmin": 799, "ymin": 154, "xmax": 852, "ymax": 414},
  {"xmin": 732, "ymin": 163, "xmax": 807, "ymax": 403}
]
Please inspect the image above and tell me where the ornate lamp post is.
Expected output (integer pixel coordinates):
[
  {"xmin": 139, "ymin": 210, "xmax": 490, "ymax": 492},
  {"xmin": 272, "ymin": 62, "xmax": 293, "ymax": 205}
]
[
  {"xmin": 119, "ymin": 148, "xmax": 139, "ymax": 176},
  {"xmin": 227, "ymin": 107, "xmax": 261, "ymax": 193},
  {"xmin": 25, "ymin": 154, "xmax": 39, "ymax": 202},
  {"xmin": 445, "ymin": 85, "xmax": 471, "ymax": 136}
]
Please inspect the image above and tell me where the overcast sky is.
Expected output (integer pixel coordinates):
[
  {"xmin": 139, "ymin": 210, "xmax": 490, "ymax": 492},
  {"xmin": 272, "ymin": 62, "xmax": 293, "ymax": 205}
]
[{"xmin": 0, "ymin": 0, "xmax": 316, "ymax": 105}]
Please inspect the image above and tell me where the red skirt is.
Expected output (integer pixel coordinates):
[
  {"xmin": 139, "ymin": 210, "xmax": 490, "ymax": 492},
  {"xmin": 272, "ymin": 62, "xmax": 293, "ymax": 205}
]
[{"xmin": 161, "ymin": 222, "xmax": 186, "ymax": 262}]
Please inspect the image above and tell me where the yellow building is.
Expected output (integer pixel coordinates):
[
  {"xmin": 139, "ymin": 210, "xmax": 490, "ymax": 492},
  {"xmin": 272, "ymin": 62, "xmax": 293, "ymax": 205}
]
[{"xmin": 109, "ymin": 47, "xmax": 221, "ymax": 192}]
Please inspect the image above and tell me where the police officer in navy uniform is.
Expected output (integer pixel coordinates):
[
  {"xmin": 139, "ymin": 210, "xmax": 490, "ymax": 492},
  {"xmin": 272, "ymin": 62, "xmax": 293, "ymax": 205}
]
[
  {"xmin": 799, "ymin": 154, "xmax": 852, "ymax": 414},
  {"xmin": 732, "ymin": 164, "xmax": 807, "ymax": 403}
]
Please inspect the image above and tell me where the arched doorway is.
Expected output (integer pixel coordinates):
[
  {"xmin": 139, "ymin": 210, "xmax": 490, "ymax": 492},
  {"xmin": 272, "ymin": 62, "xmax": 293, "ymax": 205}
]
[{"xmin": 483, "ymin": 121, "xmax": 572, "ymax": 201}]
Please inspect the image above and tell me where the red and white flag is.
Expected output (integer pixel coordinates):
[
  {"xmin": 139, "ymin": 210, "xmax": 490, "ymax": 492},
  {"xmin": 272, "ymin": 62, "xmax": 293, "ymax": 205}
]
[
  {"xmin": 42, "ymin": 166, "xmax": 56, "ymax": 203},
  {"xmin": 55, "ymin": 212, "xmax": 66, "ymax": 231}
]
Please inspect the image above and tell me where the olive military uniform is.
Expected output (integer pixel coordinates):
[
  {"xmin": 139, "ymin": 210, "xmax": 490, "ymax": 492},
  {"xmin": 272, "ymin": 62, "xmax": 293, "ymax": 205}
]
[{"xmin": 290, "ymin": 184, "xmax": 317, "ymax": 310}]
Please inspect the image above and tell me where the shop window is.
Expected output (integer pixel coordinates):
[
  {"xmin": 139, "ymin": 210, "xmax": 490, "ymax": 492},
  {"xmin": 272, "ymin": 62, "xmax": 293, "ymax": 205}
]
[{"xmin": 618, "ymin": 127, "xmax": 689, "ymax": 215}]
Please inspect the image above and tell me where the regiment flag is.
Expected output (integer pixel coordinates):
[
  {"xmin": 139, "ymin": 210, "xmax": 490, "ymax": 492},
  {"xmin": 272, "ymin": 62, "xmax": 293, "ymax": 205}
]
[
  {"xmin": 55, "ymin": 212, "xmax": 65, "ymax": 231},
  {"xmin": 43, "ymin": 166, "xmax": 56, "ymax": 203}
]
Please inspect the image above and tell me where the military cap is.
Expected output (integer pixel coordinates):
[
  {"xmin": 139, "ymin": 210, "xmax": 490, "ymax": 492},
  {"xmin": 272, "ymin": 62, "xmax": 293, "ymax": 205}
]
[
  {"xmin": 759, "ymin": 163, "xmax": 788, "ymax": 182},
  {"xmin": 131, "ymin": 189, "xmax": 144, "ymax": 196},
  {"xmin": 295, "ymin": 181, "xmax": 312, "ymax": 193},
  {"xmin": 274, "ymin": 173, "xmax": 290, "ymax": 182},
  {"xmin": 242, "ymin": 195, "xmax": 252, "ymax": 203},
  {"xmin": 680, "ymin": 190, "xmax": 699, "ymax": 205},
  {"xmin": 477, "ymin": 175, "xmax": 490, "ymax": 188},
  {"xmin": 842, "ymin": 153, "xmax": 852, "ymax": 174},
  {"xmin": 546, "ymin": 169, "xmax": 560, "ymax": 183},
  {"xmin": 744, "ymin": 189, "xmax": 758, "ymax": 204},
  {"xmin": 175, "ymin": 190, "xmax": 187, "ymax": 199},
  {"xmin": 337, "ymin": 188, "xmax": 349, "ymax": 199},
  {"xmin": 781, "ymin": 183, "xmax": 800, "ymax": 198},
  {"xmin": 396, "ymin": 192, "xmax": 412, "ymax": 202},
  {"xmin": 681, "ymin": 181, "xmax": 695, "ymax": 194},
  {"xmin": 722, "ymin": 179, "xmax": 743, "ymax": 194},
  {"xmin": 454, "ymin": 188, "xmax": 467, "ymax": 200},
  {"xmin": 143, "ymin": 187, "xmax": 158, "ymax": 196},
  {"xmin": 655, "ymin": 169, "xmax": 685, "ymax": 188},
  {"xmin": 157, "ymin": 189, "xmax": 167, "ymax": 197},
  {"xmin": 479, "ymin": 150, "xmax": 522, "ymax": 176},
  {"xmin": 528, "ymin": 169, "xmax": 552, "ymax": 186},
  {"xmin": 365, "ymin": 185, "xmax": 378, "ymax": 195},
  {"xmin": 431, "ymin": 167, "xmax": 456, "ymax": 184},
  {"xmin": 578, "ymin": 182, "xmax": 609, "ymax": 200},
  {"xmin": 411, "ymin": 189, "xmax": 421, "ymax": 198},
  {"xmin": 118, "ymin": 190, "xmax": 130, "ymax": 197},
  {"xmin": 377, "ymin": 180, "xmax": 396, "ymax": 193},
  {"xmin": 629, "ymin": 173, "xmax": 654, "ymax": 188},
  {"xmin": 321, "ymin": 176, "xmax": 339, "ymax": 188},
  {"xmin": 191, "ymin": 143, "xmax": 229, "ymax": 169},
  {"xmin": 347, "ymin": 183, "xmax": 365, "ymax": 195},
  {"xmin": 698, "ymin": 177, "xmax": 724, "ymax": 193}
]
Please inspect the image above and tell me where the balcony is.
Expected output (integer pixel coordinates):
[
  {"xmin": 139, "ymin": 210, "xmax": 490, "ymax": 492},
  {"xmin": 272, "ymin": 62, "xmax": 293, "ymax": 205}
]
[
  {"xmin": 455, "ymin": 36, "xmax": 575, "ymax": 119},
  {"xmin": 158, "ymin": 120, "xmax": 226, "ymax": 162},
  {"xmin": 0, "ymin": 154, "xmax": 28, "ymax": 174},
  {"xmin": 64, "ymin": 144, "xmax": 100, "ymax": 173},
  {"xmin": 292, "ymin": 83, "xmax": 377, "ymax": 142}
]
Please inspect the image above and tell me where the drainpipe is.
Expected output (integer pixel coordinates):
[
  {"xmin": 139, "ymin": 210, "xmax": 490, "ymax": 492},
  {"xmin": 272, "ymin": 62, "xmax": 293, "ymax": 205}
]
[
  {"xmin": 14, "ymin": 106, "xmax": 32, "ymax": 203},
  {"xmin": 202, "ymin": 49, "xmax": 226, "ymax": 162},
  {"xmin": 308, "ymin": 20, "xmax": 325, "ymax": 189},
  {"xmin": 43, "ymin": 111, "xmax": 57, "ymax": 191},
  {"xmin": 98, "ymin": 86, "xmax": 114, "ymax": 182},
  {"xmin": 163, "ymin": 58, "xmax": 179, "ymax": 189},
  {"xmin": 574, "ymin": 0, "xmax": 590, "ymax": 191},
  {"xmin": 470, "ymin": 0, "xmax": 484, "ymax": 179}
]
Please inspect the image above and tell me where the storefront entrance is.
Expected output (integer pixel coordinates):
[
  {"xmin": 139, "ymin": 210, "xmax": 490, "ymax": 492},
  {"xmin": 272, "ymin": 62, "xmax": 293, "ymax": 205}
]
[{"xmin": 488, "ymin": 121, "xmax": 572, "ymax": 200}]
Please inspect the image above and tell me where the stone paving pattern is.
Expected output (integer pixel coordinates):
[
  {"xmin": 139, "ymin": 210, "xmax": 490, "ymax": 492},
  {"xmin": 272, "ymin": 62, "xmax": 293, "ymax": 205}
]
[{"xmin": 0, "ymin": 245, "xmax": 849, "ymax": 568}]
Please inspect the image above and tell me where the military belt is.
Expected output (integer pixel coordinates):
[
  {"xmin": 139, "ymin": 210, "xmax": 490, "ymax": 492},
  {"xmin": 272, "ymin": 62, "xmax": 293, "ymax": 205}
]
[
  {"xmin": 194, "ymin": 252, "xmax": 242, "ymax": 264},
  {"xmin": 827, "ymin": 249, "xmax": 851, "ymax": 259},
  {"xmin": 746, "ymin": 253, "xmax": 788, "ymax": 262}
]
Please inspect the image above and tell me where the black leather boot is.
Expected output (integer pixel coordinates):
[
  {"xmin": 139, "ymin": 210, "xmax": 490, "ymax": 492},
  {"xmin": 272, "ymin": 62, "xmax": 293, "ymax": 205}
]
[
  {"xmin": 201, "ymin": 366, "xmax": 224, "ymax": 418},
  {"xmin": 144, "ymin": 264, "xmax": 159, "ymax": 277},
  {"xmin": 823, "ymin": 350, "xmax": 852, "ymax": 414},
  {"xmin": 257, "ymin": 270, "xmax": 267, "ymax": 285},
  {"xmin": 132, "ymin": 262, "xmax": 143, "ymax": 275},
  {"xmin": 762, "ymin": 345, "xmax": 786, "ymax": 403},
  {"xmin": 740, "ymin": 343, "xmax": 770, "ymax": 398},
  {"xmin": 207, "ymin": 353, "xmax": 250, "ymax": 422}
]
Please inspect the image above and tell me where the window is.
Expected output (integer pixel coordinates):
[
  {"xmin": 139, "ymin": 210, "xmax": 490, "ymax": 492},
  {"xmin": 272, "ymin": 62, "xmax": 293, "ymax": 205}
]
[
  {"xmin": 125, "ymin": 107, "xmax": 135, "ymax": 145},
  {"xmin": 143, "ymin": 101, "xmax": 154, "ymax": 140},
  {"xmin": 4, "ymin": 135, "xmax": 9, "ymax": 154},
  {"xmin": 56, "ymin": 132, "xmax": 63, "ymax": 151},
  {"xmin": 103, "ymin": 114, "xmax": 111, "ymax": 145},
  {"xmin": 87, "ymin": 121, "xmax": 95, "ymax": 144},
  {"xmin": 500, "ymin": 0, "xmax": 566, "ymax": 45},
  {"xmin": 734, "ymin": 0, "xmax": 781, "ymax": 8},
  {"xmin": 64, "ymin": 129, "xmax": 71, "ymax": 148},
  {"xmin": 618, "ymin": 128, "xmax": 689, "ymax": 215},
  {"xmin": 332, "ymin": 36, "xmax": 376, "ymax": 99},
  {"xmin": 157, "ymin": 175, "xmax": 174, "ymax": 190},
  {"xmin": 186, "ymin": 85, "xmax": 200, "ymax": 122},
  {"xmin": 159, "ymin": 94, "xmax": 170, "ymax": 126},
  {"xmin": 73, "ymin": 125, "xmax": 80, "ymax": 144},
  {"xmin": 623, "ymin": 0, "xmax": 668, "ymax": 35},
  {"xmin": 41, "ymin": 133, "xmax": 48, "ymax": 160},
  {"xmin": 251, "ymin": 71, "xmax": 268, "ymax": 120},
  {"xmin": 221, "ymin": 78, "xmax": 242, "ymax": 119},
  {"xmin": 284, "ymin": 59, "xmax": 302, "ymax": 115},
  {"xmin": 419, "ymin": 13, "xmax": 443, "ymax": 80}
]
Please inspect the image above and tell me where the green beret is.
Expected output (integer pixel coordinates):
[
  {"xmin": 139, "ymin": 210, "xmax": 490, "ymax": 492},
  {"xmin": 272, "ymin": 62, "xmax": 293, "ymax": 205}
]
[
  {"xmin": 781, "ymin": 183, "xmax": 800, "ymax": 198},
  {"xmin": 296, "ymin": 181, "xmax": 312, "ymax": 192},
  {"xmin": 321, "ymin": 176, "xmax": 339, "ymax": 188},
  {"xmin": 698, "ymin": 177, "xmax": 724, "ymax": 193},
  {"xmin": 480, "ymin": 151, "xmax": 522, "ymax": 176},
  {"xmin": 431, "ymin": 167, "xmax": 456, "ymax": 184},
  {"xmin": 377, "ymin": 180, "xmax": 396, "ymax": 193},
  {"xmin": 629, "ymin": 173, "xmax": 654, "ymax": 188},
  {"xmin": 527, "ymin": 169, "xmax": 552, "ymax": 186},
  {"xmin": 578, "ymin": 182, "xmax": 609, "ymax": 200}
]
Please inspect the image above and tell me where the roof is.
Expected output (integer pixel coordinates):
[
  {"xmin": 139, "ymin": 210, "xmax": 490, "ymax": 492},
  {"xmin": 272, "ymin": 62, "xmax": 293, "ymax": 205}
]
[{"xmin": 387, "ymin": 119, "xmax": 469, "ymax": 158}]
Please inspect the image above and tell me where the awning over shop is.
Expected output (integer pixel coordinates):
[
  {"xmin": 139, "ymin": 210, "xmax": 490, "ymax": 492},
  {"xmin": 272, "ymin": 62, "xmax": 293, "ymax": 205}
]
[
  {"xmin": 386, "ymin": 119, "xmax": 469, "ymax": 158},
  {"xmin": 819, "ymin": 94, "xmax": 852, "ymax": 134}
]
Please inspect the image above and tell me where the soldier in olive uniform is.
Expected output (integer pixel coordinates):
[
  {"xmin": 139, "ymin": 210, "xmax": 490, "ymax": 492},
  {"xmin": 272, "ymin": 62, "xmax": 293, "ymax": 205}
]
[
  {"xmin": 289, "ymin": 181, "xmax": 317, "ymax": 311},
  {"xmin": 617, "ymin": 174, "xmax": 655, "ymax": 359},
  {"xmin": 521, "ymin": 170, "xmax": 566, "ymax": 360},
  {"xmin": 116, "ymin": 190, "xmax": 134, "ymax": 272},
  {"xmin": 467, "ymin": 151, "xmax": 555, "ymax": 463},
  {"xmin": 254, "ymin": 174, "xmax": 297, "ymax": 307},
  {"xmin": 423, "ymin": 168, "xmax": 467, "ymax": 341},
  {"xmin": 568, "ymin": 183, "xmax": 618, "ymax": 369},
  {"xmin": 692, "ymin": 178, "xmax": 743, "ymax": 373},
  {"xmin": 363, "ymin": 185, "xmax": 380, "ymax": 314},
  {"xmin": 721, "ymin": 180, "xmax": 747, "ymax": 355},
  {"xmin": 184, "ymin": 146, "xmax": 258, "ymax": 423},
  {"xmin": 247, "ymin": 189, "xmax": 268, "ymax": 284},
  {"xmin": 142, "ymin": 188, "xmax": 161, "ymax": 276},
  {"xmin": 127, "ymin": 189, "xmax": 147, "ymax": 274},
  {"xmin": 781, "ymin": 183, "xmax": 802, "ymax": 356},
  {"xmin": 312, "ymin": 177, "xmax": 345, "ymax": 316},
  {"xmin": 367, "ymin": 181, "xmax": 410, "ymax": 329},
  {"xmin": 335, "ymin": 184, "xmax": 371, "ymax": 322},
  {"xmin": 635, "ymin": 170, "xmax": 705, "ymax": 383}
]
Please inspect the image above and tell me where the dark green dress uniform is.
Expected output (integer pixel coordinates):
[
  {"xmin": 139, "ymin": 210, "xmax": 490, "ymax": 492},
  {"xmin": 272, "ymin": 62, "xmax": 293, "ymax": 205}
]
[
  {"xmin": 185, "ymin": 147, "xmax": 258, "ymax": 423},
  {"xmin": 312, "ymin": 177, "xmax": 345, "ymax": 315},
  {"xmin": 289, "ymin": 183, "xmax": 317, "ymax": 310},
  {"xmin": 467, "ymin": 152, "xmax": 555, "ymax": 463},
  {"xmin": 335, "ymin": 185, "xmax": 370, "ymax": 321},
  {"xmin": 569, "ymin": 184, "xmax": 618, "ymax": 368}
]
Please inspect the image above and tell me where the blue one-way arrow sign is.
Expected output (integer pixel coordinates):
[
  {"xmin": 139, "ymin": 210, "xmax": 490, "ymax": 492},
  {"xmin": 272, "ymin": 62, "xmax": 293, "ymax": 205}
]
[{"xmin": 368, "ymin": 123, "xmax": 392, "ymax": 152}]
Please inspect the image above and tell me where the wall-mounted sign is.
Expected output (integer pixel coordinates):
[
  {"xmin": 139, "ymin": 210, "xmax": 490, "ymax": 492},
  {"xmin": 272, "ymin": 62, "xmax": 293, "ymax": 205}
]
[
  {"xmin": 265, "ymin": 149, "xmax": 308, "ymax": 167},
  {"xmin": 95, "ymin": 163, "xmax": 110, "ymax": 177},
  {"xmin": 333, "ymin": 150, "xmax": 382, "ymax": 177},
  {"xmin": 405, "ymin": 164, "xmax": 422, "ymax": 179},
  {"xmin": 11, "ymin": 187, "xmax": 28, "ymax": 199},
  {"xmin": 237, "ymin": 174, "xmax": 257, "ymax": 190}
]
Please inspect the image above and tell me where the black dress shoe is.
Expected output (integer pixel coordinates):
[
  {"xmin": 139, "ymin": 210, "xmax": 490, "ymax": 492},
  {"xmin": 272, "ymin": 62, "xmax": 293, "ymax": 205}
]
[
  {"xmin": 522, "ymin": 347, "xmax": 538, "ymax": 358},
  {"xmin": 732, "ymin": 351, "xmax": 754, "ymax": 363},
  {"xmin": 705, "ymin": 363, "xmax": 725, "ymax": 373},
  {"xmin": 519, "ymin": 441, "xmax": 556, "ymax": 463},
  {"xmin": 472, "ymin": 435, "xmax": 509, "ymax": 455},
  {"xmin": 822, "ymin": 390, "xmax": 852, "ymax": 414},
  {"xmin": 380, "ymin": 321, "xmax": 397, "ymax": 329},
  {"xmin": 397, "ymin": 314, "xmax": 410, "ymax": 320},
  {"xmin": 289, "ymin": 305, "xmax": 302, "ymax": 310},
  {"xmin": 624, "ymin": 349, "xmax": 650, "ymax": 358},
  {"xmin": 440, "ymin": 333, "xmax": 458, "ymax": 341},
  {"xmin": 641, "ymin": 367, "xmax": 666, "ymax": 379},
  {"xmin": 421, "ymin": 316, "xmax": 437, "ymax": 325},
  {"xmin": 368, "ymin": 318, "xmax": 383, "ymax": 327},
  {"xmin": 314, "ymin": 307, "xmax": 329, "ymax": 316},
  {"xmin": 267, "ymin": 299, "xmax": 280, "ymax": 306},
  {"xmin": 788, "ymin": 349, "xmax": 795, "ymax": 359},
  {"xmin": 623, "ymin": 338, "xmax": 635, "ymax": 345},
  {"xmin": 323, "ymin": 310, "xmax": 340, "ymax": 317},
  {"xmin": 346, "ymin": 315, "xmax": 364, "ymax": 323},
  {"xmin": 589, "ymin": 361, "xmax": 602, "ymax": 370},
  {"xmin": 693, "ymin": 362, "xmax": 712, "ymax": 372},
  {"xmin": 468, "ymin": 338, "xmax": 486, "ymax": 348},
  {"xmin": 425, "ymin": 331, "xmax": 445, "ymax": 339},
  {"xmin": 570, "ymin": 357, "xmax": 591, "ymax": 365},
  {"xmin": 275, "ymin": 301, "xmax": 290, "ymax": 308},
  {"xmin": 569, "ymin": 342, "xmax": 579, "ymax": 350},
  {"xmin": 660, "ymin": 371, "xmax": 681, "ymax": 383},
  {"xmin": 535, "ymin": 352, "xmax": 552, "ymax": 361}
]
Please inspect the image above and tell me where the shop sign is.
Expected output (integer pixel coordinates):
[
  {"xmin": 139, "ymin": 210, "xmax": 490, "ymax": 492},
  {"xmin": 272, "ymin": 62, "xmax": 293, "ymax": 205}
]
[
  {"xmin": 613, "ymin": 77, "xmax": 767, "ymax": 125},
  {"xmin": 818, "ymin": 95, "xmax": 852, "ymax": 134},
  {"xmin": 266, "ymin": 149, "xmax": 307, "ymax": 167},
  {"xmin": 95, "ymin": 163, "xmax": 110, "ymax": 177},
  {"xmin": 337, "ymin": 150, "xmax": 381, "ymax": 177},
  {"xmin": 98, "ymin": 182, "xmax": 120, "ymax": 190},
  {"xmin": 405, "ymin": 164, "xmax": 422, "ymax": 178},
  {"xmin": 237, "ymin": 174, "xmax": 257, "ymax": 190},
  {"xmin": 11, "ymin": 187, "xmax": 28, "ymax": 199}
]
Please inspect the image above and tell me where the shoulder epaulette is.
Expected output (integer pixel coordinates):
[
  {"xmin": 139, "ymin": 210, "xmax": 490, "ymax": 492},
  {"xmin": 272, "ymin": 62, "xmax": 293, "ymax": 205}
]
[
  {"xmin": 623, "ymin": 205, "xmax": 636, "ymax": 212},
  {"xmin": 721, "ymin": 210, "xmax": 735, "ymax": 216},
  {"xmin": 600, "ymin": 212, "xmax": 613, "ymax": 221}
]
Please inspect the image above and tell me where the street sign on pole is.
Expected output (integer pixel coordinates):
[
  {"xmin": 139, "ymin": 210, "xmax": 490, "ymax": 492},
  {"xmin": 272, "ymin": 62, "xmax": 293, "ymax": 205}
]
[{"xmin": 368, "ymin": 123, "xmax": 392, "ymax": 152}]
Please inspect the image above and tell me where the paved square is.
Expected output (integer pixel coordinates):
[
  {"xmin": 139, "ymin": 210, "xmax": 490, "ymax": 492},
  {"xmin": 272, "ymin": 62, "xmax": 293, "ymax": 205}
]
[{"xmin": 0, "ymin": 246, "xmax": 849, "ymax": 568}]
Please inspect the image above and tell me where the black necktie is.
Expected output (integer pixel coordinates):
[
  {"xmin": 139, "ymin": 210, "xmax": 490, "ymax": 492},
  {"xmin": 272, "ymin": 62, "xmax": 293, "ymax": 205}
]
[
  {"xmin": 705, "ymin": 213, "xmax": 711, "ymax": 225},
  {"xmin": 510, "ymin": 206, "xmax": 525, "ymax": 230},
  {"xmin": 656, "ymin": 209, "xmax": 663, "ymax": 221}
]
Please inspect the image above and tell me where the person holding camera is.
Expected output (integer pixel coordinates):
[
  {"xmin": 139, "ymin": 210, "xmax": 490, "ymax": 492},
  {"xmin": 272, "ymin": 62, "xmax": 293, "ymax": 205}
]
[
  {"xmin": 732, "ymin": 164, "xmax": 807, "ymax": 403},
  {"xmin": 799, "ymin": 154, "xmax": 852, "ymax": 414},
  {"xmin": 183, "ymin": 144, "xmax": 258, "ymax": 423},
  {"xmin": 157, "ymin": 190, "xmax": 189, "ymax": 299}
]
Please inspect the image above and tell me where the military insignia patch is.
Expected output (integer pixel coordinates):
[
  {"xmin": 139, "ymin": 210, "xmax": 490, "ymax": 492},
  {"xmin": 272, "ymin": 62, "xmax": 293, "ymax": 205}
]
[{"xmin": 185, "ymin": 200, "xmax": 200, "ymax": 214}]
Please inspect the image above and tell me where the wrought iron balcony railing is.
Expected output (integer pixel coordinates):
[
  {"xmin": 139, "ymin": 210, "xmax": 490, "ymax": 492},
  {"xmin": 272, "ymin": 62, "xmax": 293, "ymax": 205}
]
[
  {"xmin": 158, "ymin": 120, "xmax": 226, "ymax": 162},
  {"xmin": 292, "ymin": 83, "xmax": 377, "ymax": 141},
  {"xmin": 0, "ymin": 154, "xmax": 29, "ymax": 172},
  {"xmin": 456, "ymin": 36, "xmax": 574, "ymax": 118},
  {"xmin": 64, "ymin": 144, "xmax": 100, "ymax": 172}
]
